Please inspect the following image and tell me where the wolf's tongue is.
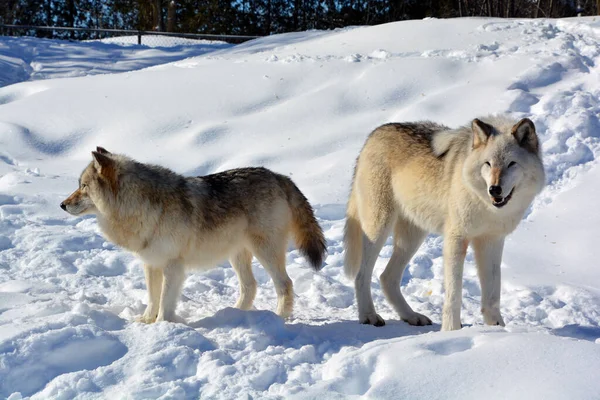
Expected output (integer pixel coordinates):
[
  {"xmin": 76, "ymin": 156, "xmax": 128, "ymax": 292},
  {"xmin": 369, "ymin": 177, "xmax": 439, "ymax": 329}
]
[{"xmin": 493, "ymin": 197, "xmax": 503, "ymax": 203}]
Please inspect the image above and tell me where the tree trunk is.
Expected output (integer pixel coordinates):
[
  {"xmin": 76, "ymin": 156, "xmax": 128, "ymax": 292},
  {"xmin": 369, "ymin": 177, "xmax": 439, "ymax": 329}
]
[
  {"xmin": 293, "ymin": 0, "xmax": 299, "ymax": 30},
  {"xmin": 46, "ymin": 0, "xmax": 52, "ymax": 26},
  {"xmin": 167, "ymin": 0, "xmax": 175, "ymax": 32},
  {"xmin": 8, "ymin": 0, "xmax": 18, "ymax": 24},
  {"xmin": 302, "ymin": 0, "xmax": 306, "ymax": 30},
  {"xmin": 506, "ymin": 0, "xmax": 513, "ymax": 17},
  {"xmin": 66, "ymin": 0, "xmax": 76, "ymax": 38},
  {"xmin": 153, "ymin": 0, "xmax": 164, "ymax": 31},
  {"xmin": 266, "ymin": 0, "xmax": 272, "ymax": 34}
]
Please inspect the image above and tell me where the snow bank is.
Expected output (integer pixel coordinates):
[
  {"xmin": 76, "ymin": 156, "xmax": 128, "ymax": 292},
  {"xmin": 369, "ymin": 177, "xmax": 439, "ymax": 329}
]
[
  {"xmin": 0, "ymin": 36, "xmax": 231, "ymax": 87},
  {"xmin": 299, "ymin": 327, "xmax": 600, "ymax": 400}
]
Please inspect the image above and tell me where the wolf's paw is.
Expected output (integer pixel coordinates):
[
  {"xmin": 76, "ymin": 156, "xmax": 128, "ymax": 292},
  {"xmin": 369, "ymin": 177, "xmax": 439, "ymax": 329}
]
[
  {"xmin": 359, "ymin": 313, "xmax": 386, "ymax": 327},
  {"xmin": 483, "ymin": 309, "xmax": 505, "ymax": 327},
  {"xmin": 402, "ymin": 312, "xmax": 432, "ymax": 326},
  {"xmin": 135, "ymin": 314, "xmax": 157, "ymax": 324},
  {"xmin": 442, "ymin": 306, "xmax": 462, "ymax": 331},
  {"xmin": 276, "ymin": 308, "xmax": 293, "ymax": 320},
  {"xmin": 234, "ymin": 300, "xmax": 253, "ymax": 310},
  {"xmin": 155, "ymin": 313, "xmax": 186, "ymax": 324},
  {"xmin": 441, "ymin": 321, "xmax": 462, "ymax": 331},
  {"xmin": 276, "ymin": 296, "xmax": 294, "ymax": 320},
  {"xmin": 441, "ymin": 315, "xmax": 462, "ymax": 331}
]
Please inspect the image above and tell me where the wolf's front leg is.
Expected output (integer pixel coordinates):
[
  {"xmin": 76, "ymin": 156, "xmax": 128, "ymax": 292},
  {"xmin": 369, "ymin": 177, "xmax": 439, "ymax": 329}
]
[
  {"xmin": 442, "ymin": 233, "xmax": 468, "ymax": 331},
  {"xmin": 137, "ymin": 265, "xmax": 163, "ymax": 323},
  {"xmin": 472, "ymin": 236, "xmax": 505, "ymax": 327},
  {"xmin": 156, "ymin": 261, "xmax": 186, "ymax": 323}
]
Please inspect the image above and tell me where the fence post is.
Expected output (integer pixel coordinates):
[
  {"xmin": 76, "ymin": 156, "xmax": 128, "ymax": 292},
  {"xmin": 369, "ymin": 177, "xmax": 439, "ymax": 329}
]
[{"xmin": 138, "ymin": 31, "xmax": 142, "ymax": 45}]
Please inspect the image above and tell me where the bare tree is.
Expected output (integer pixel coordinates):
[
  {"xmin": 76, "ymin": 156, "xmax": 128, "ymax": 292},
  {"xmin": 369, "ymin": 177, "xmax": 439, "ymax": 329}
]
[
  {"xmin": 534, "ymin": 0, "xmax": 541, "ymax": 17},
  {"xmin": 153, "ymin": 0, "xmax": 164, "ymax": 31},
  {"xmin": 167, "ymin": 0, "xmax": 175, "ymax": 32}
]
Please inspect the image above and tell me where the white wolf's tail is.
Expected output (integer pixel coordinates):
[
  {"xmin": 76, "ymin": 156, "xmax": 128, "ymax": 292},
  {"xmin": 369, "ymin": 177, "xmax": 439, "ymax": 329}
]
[
  {"xmin": 278, "ymin": 176, "xmax": 327, "ymax": 271},
  {"xmin": 343, "ymin": 192, "xmax": 362, "ymax": 279}
]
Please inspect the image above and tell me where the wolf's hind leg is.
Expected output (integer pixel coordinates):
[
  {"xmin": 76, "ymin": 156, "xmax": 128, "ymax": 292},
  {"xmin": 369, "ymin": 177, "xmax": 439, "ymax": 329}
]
[
  {"xmin": 137, "ymin": 265, "xmax": 163, "ymax": 324},
  {"xmin": 380, "ymin": 219, "xmax": 431, "ymax": 326},
  {"xmin": 230, "ymin": 248, "xmax": 257, "ymax": 310},
  {"xmin": 156, "ymin": 261, "xmax": 186, "ymax": 323},
  {"xmin": 251, "ymin": 235, "xmax": 293, "ymax": 319},
  {"xmin": 353, "ymin": 193, "xmax": 395, "ymax": 327},
  {"xmin": 351, "ymin": 168, "xmax": 396, "ymax": 327},
  {"xmin": 355, "ymin": 230, "xmax": 390, "ymax": 327},
  {"xmin": 472, "ymin": 236, "xmax": 505, "ymax": 327}
]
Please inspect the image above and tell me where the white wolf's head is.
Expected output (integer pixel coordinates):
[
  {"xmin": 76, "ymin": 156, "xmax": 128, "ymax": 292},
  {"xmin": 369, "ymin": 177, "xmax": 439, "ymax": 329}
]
[{"xmin": 462, "ymin": 117, "xmax": 545, "ymax": 211}]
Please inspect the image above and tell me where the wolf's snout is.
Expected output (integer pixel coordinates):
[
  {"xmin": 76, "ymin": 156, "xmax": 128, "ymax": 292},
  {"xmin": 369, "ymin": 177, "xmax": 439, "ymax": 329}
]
[
  {"xmin": 488, "ymin": 185, "xmax": 502, "ymax": 197},
  {"xmin": 60, "ymin": 202, "xmax": 67, "ymax": 211}
]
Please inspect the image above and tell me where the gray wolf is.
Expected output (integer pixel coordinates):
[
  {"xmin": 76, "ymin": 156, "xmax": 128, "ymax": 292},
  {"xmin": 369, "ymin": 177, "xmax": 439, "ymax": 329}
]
[
  {"xmin": 61, "ymin": 147, "xmax": 326, "ymax": 323},
  {"xmin": 344, "ymin": 116, "xmax": 545, "ymax": 330}
]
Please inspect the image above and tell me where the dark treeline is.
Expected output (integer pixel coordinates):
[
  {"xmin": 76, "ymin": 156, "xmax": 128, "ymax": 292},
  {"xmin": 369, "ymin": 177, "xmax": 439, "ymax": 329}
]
[{"xmin": 1, "ymin": 0, "xmax": 598, "ymax": 37}]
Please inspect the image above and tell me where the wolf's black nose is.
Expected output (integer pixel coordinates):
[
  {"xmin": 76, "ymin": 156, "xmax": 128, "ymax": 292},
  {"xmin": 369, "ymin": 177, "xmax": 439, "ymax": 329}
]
[
  {"xmin": 489, "ymin": 186, "xmax": 502, "ymax": 197},
  {"xmin": 60, "ymin": 202, "xmax": 67, "ymax": 210}
]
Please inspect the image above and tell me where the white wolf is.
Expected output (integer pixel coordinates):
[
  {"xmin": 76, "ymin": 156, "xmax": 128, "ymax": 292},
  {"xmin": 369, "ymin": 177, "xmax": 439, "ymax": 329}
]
[{"xmin": 344, "ymin": 116, "xmax": 545, "ymax": 330}]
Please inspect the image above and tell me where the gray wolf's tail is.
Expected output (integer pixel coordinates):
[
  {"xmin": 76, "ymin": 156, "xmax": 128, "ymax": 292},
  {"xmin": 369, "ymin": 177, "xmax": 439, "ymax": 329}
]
[
  {"xmin": 278, "ymin": 176, "xmax": 327, "ymax": 271},
  {"xmin": 343, "ymin": 192, "xmax": 362, "ymax": 279}
]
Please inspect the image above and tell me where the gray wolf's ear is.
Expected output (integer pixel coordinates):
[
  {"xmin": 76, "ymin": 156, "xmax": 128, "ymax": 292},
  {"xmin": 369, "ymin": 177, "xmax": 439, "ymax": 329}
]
[
  {"xmin": 92, "ymin": 151, "xmax": 113, "ymax": 174},
  {"xmin": 511, "ymin": 118, "xmax": 538, "ymax": 153},
  {"xmin": 96, "ymin": 146, "xmax": 111, "ymax": 154},
  {"xmin": 472, "ymin": 118, "xmax": 494, "ymax": 148}
]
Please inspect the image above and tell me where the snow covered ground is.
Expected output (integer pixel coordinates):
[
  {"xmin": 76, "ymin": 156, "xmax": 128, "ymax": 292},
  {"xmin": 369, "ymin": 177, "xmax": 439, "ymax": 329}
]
[
  {"xmin": 1, "ymin": 16, "xmax": 600, "ymax": 399},
  {"xmin": 0, "ymin": 36, "xmax": 231, "ymax": 87}
]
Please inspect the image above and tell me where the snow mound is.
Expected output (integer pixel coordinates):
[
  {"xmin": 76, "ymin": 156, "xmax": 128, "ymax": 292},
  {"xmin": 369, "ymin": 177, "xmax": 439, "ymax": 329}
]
[
  {"xmin": 298, "ymin": 327, "xmax": 600, "ymax": 400},
  {"xmin": 0, "ymin": 36, "xmax": 231, "ymax": 87}
]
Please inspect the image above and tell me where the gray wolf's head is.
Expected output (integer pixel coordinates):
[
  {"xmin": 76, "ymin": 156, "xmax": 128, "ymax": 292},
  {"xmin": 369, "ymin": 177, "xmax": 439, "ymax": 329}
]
[
  {"xmin": 60, "ymin": 146, "xmax": 119, "ymax": 216},
  {"xmin": 463, "ymin": 117, "xmax": 545, "ymax": 211}
]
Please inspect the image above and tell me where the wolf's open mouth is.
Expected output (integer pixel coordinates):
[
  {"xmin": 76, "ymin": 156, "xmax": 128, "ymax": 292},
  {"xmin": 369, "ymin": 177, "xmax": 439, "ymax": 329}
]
[{"xmin": 491, "ymin": 188, "xmax": 514, "ymax": 208}]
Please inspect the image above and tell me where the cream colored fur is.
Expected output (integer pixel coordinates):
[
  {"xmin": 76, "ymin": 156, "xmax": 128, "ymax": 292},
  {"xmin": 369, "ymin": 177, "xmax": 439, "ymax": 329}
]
[
  {"xmin": 61, "ymin": 148, "xmax": 326, "ymax": 323},
  {"xmin": 344, "ymin": 116, "xmax": 545, "ymax": 330}
]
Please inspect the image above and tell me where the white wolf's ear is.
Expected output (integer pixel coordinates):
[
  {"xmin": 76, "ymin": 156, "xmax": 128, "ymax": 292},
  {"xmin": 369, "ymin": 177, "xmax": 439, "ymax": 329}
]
[
  {"xmin": 92, "ymin": 151, "xmax": 114, "ymax": 174},
  {"xmin": 472, "ymin": 119, "xmax": 493, "ymax": 148},
  {"xmin": 96, "ymin": 146, "xmax": 111, "ymax": 155},
  {"xmin": 512, "ymin": 118, "xmax": 539, "ymax": 153}
]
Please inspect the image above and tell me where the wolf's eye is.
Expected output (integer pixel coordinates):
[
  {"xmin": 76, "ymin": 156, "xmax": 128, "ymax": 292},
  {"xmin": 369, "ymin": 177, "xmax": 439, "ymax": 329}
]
[
  {"xmin": 508, "ymin": 161, "xmax": 516, "ymax": 168},
  {"xmin": 484, "ymin": 162, "xmax": 491, "ymax": 167},
  {"xmin": 81, "ymin": 183, "xmax": 88, "ymax": 189}
]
